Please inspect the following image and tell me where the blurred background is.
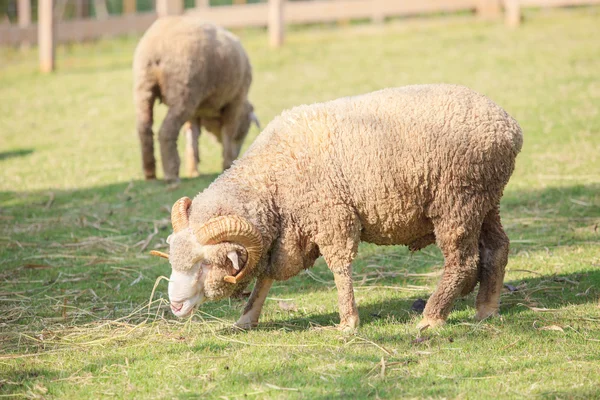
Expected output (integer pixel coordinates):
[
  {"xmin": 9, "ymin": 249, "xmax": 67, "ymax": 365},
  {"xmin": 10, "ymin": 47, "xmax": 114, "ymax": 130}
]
[
  {"xmin": 0, "ymin": 2, "xmax": 599, "ymax": 397},
  {"xmin": 1, "ymin": 0, "xmax": 522, "ymax": 52}
]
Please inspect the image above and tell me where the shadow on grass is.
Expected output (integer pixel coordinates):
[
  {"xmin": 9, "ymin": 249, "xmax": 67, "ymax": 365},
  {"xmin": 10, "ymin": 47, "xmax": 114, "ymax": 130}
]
[
  {"xmin": 244, "ymin": 268, "xmax": 600, "ymax": 332},
  {"xmin": 0, "ymin": 180, "xmax": 597, "ymax": 336},
  {"xmin": 0, "ymin": 354, "xmax": 144, "ymax": 396},
  {"xmin": 502, "ymin": 183, "xmax": 599, "ymax": 250},
  {"xmin": 0, "ymin": 148, "xmax": 33, "ymax": 161}
]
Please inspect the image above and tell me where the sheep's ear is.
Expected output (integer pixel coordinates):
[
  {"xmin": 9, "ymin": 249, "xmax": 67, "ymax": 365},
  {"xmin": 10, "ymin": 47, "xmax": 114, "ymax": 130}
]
[{"xmin": 227, "ymin": 250, "xmax": 240, "ymax": 271}]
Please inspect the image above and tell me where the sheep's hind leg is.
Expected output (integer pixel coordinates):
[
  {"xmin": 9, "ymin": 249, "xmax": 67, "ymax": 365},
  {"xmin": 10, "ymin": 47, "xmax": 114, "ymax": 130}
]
[
  {"xmin": 184, "ymin": 120, "xmax": 200, "ymax": 178},
  {"xmin": 135, "ymin": 87, "xmax": 157, "ymax": 180},
  {"xmin": 158, "ymin": 108, "xmax": 189, "ymax": 183},
  {"xmin": 417, "ymin": 219, "xmax": 481, "ymax": 330},
  {"xmin": 235, "ymin": 276, "xmax": 274, "ymax": 329},
  {"xmin": 475, "ymin": 207, "xmax": 509, "ymax": 321}
]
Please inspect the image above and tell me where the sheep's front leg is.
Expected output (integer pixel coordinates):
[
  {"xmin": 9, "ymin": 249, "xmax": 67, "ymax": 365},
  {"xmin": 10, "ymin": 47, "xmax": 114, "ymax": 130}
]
[
  {"xmin": 332, "ymin": 265, "xmax": 360, "ymax": 331},
  {"xmin": 220, "ymin": 100, "xmax": 244, "ymax": 170},
  {"xmin": 235, "ymin": 276, "xmax": 274, "ymax": 329},
  {"xmin": 333, "ymin": 265, "xmax": 360, "ymax": 331},
  {"xmin": 184, "ymin": 120, "xmax": 200, "ymax": 178},
  {"xmin": 317, "ymin": 211, "xmax": 362, "ymax": 331}
]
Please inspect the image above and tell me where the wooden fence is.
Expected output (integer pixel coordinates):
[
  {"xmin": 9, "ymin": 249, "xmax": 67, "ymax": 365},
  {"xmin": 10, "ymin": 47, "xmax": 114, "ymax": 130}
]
[{"xmin": 1, "ymin": 0, "xmax": 599, "ymax": 72}]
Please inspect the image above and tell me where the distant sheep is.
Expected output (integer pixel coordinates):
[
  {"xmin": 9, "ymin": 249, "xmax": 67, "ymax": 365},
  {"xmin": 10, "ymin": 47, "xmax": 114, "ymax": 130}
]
[
  {"xmin": 133, "ymin": 17, "xmax": 259, "ymax": 182},
  {"xmin": 152, "ymin": 85, "xmax": 523, "ymax": 330}
]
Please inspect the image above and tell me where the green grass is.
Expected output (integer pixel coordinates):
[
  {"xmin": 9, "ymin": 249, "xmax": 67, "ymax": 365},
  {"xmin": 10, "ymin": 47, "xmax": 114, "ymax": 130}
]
[{"xmin": 1, "ymin": 7, "xmax": 600, "ymax": 399}]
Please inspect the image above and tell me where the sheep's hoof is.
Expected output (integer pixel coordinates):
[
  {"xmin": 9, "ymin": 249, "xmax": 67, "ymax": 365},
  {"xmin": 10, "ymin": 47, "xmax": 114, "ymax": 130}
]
[
  {"xmin": 416, "ymin": 316, "xmax": 445, "ymax": 331},
  {"xmin": 235, "ymin": 315, "xmax": 258, "ymax": 330},
  {"xmin": 166, "ymin": 181, "xmax": 181, "ymax": 191},
  {"xmin": 165, "ymin": 177, "xmax": 180, "ymax": 184},
  {"xmin": 144, "ymin": 174, "xmax": 157, "ymax": 181},
  {"xmin": 338, "ymin": 315, "xmax": 360, "ymax": 333},
  {"xmin": 474, "ymin": 305, "xmax": 499, "ymax": 322}
]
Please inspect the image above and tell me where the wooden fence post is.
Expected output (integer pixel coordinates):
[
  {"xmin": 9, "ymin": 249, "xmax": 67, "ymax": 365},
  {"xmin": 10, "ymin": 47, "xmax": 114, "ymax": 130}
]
[
  {"xmin": 156, "ymin": 0, "xmax": 184, "ymax": 17},
  {"xmin": 94, "ymin": 0, "xmax": 109, "ymax": 19},
  {"xmin": 75, "ymin": 0, "xmax": 89, "ymax": 18},
  {"xmin": 476, "ymin": 0, "xmax": 501, "ymax": 20},
  {"xmin": 17, "ymin": 0, "xmax": 32, "ymax": 49},
  {"xmin": 372, "ymin": 0, "xmax": 385, "ymax": 25},
  {"xmin": 505, "ymin": 0, "xmax": 521, "ymax": 27},
  {"xmin": 124, "ymin": 0, "xmax": 136, "ymax": 14},
  {"xmin": 268, "ymin": 0, "xmax": 284, "ymax": 48},
  {"xmin": 38, "ymin": 0, "xmax": 55, "ymax": 73}
]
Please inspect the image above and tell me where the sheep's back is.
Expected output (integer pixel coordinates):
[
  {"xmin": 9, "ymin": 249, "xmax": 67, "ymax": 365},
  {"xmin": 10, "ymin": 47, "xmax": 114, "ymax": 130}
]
[
  {"xmin": 132, "ymin": 17, "xmax": 251, "ymax": 109},
  {"xmin": 260, "ymin": 84, "xmax": 523, "ymax": 245}
]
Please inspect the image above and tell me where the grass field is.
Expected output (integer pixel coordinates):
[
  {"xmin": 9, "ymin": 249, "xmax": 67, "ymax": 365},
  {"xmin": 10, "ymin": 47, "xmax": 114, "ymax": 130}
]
[{"xmin": 1, "ymin": 7, "xmax": 600, "ymax": 399}]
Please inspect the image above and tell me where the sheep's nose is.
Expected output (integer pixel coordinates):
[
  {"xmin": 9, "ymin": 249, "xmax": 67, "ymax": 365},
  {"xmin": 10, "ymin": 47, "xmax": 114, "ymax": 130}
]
[{"xmin": 170, "ymin": 301, "xmax": 184, "ymax": 313}]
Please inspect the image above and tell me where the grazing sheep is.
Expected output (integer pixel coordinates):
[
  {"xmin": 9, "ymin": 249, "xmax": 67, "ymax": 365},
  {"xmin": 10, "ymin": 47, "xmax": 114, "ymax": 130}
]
[
  {"xmin": 133, "ymin": 17, "xmax": 259, "ymax": 182},
  {"xmin": 152, "ymin": 84, "xmax": 523, "ymax": 330}
]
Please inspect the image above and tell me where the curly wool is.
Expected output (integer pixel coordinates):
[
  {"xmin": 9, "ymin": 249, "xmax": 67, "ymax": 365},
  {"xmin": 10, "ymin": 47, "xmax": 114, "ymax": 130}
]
[
  {"xmin": 133, "ymin": 17, "xmax": 254, "ymax": 180},
  {"xmin": 183, "ymin": 84, "xmax": 523, "ymax": 325}
]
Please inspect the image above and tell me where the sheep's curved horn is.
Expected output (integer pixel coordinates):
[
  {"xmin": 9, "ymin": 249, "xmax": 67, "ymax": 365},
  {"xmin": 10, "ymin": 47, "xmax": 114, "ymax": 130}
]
[
  {"xmin": 194, "ymin": 216, "xmax": 263, "ymax": 284},
  {"xmin": 171, "ymin": 197, "xmax": 192, "ymax": 233},
  {"xmin": 149, "ymin": 250, "xmax": 169, "ymax": 259}
]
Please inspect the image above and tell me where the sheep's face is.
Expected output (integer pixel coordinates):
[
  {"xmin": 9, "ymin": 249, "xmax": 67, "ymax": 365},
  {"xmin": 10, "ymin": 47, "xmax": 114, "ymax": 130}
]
[
  {"xmin": 166, "ymin": 229, "xmax": 247, "ymax": 318},
  {"xmin": 153, "ymin": 197, "xmax": 263, "ymax": 319}
]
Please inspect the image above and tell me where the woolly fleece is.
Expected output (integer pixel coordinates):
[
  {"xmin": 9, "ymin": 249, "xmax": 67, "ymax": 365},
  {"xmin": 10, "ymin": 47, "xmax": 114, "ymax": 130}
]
[
  {"xmin": 168, "ymin": 84, "xmax": 523, "ymax": 329},
  {"xmin": 133, "ymin": 17, "xmax": 255, "ymax": 181}
]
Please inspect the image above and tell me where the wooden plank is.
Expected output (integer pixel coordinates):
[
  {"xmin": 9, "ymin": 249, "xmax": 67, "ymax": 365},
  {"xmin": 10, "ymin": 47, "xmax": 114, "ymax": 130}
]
[
  {"xmin": 0, "ymin": 12, "xmax": 157, "ymax": 46},
  {"xmin": 56, "ymin": 12, "xmax": 157, "ymax": 42},
  {"xmin": 156, "ymin": 0, "xmax": 184, "ymax": 17},
  {"xmin": 519, "ymin": 0, "xmax": 600, "ymax": 6},
  {"xmin": 504, "ymin": 0, "xmax": 521, "ymax": 27},
  {"xmin": 185, "ymin": 3, "xmax": 268, "ymax": 27},
  {"xmin": 3, "ymin": 0, "xmax": 600, "ymax": 47},
  {"xmin": 17, "ymin": 0, "xmax": 32, "ymax": 48},
  {"xmin": 371, "ymin": 0, "xmax": 385, "ymax": 24},
  {"xmin": 184, "ymin": 0, "xmax": 480, "ymax": 28},
  {"xmin": 476, "ymin": 0, "xmax": 501, "ymax": 19},
  {"xmin": 285, "ymin": 0, "xmax": 372, "ymax": 23},
  {"xmin": 55, "ymin": 0, "xmax": 69, "ymax": 20},
  {"xmin": 284, "ymin": 0, "xmax": 478, "ymax": 24},
  {"xmin": 124, "ymin": 0, "xmax": 136, "ymax": 14},
  {"xmin": 94, "ymin": 0, "xmax": 109, "ymax": 19},
  {"xmin": 0, "ymin": 25, "xmax": 36, "ymax": 46},
  {"xmin": 38, "ymin": 0, "xmax": 55, "ymax": 73},
  {"xmin": 18, "ymin": 0, "xmax": 31, "ymax": 27},
  {"xmin": 269, "ymin": 0, "xmax": 284, "ymax": 48}
]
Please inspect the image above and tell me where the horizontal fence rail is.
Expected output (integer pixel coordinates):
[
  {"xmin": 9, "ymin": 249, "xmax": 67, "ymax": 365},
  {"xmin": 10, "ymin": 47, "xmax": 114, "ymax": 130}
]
[
  {"xmin": 1, "ymin": 12, "xmax": 157, "ymax": 45},
  {"xmin": 1, "ymin": 0, "xmax": 484, "ymax": 46},
  {"xmin": 1, "ymin": 0, "xmax": 599, "ymax": 71}
]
